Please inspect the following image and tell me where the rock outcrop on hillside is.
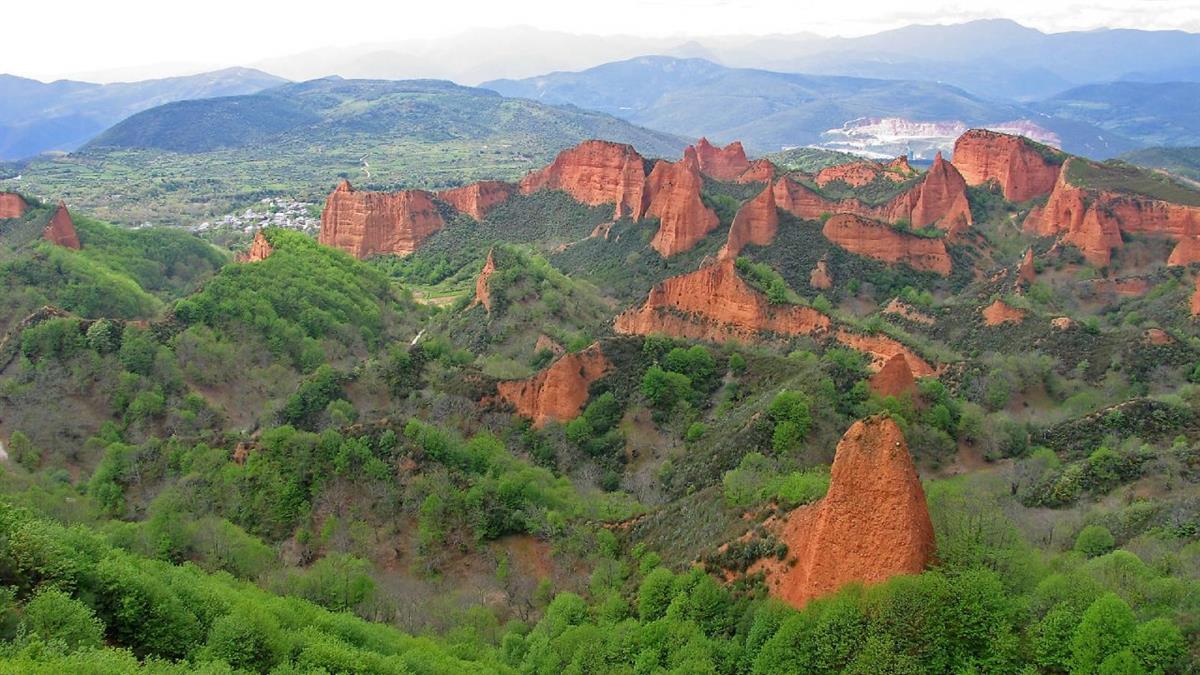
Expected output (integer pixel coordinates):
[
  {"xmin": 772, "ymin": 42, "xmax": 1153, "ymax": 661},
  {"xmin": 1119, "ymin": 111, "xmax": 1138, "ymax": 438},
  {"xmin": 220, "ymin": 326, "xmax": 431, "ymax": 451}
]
[
  {"xmin": 239, "ymin": 231, "xmax": 273, "ymax": 262},
  {"xmin": 753, "ymin": 415, "xmax": 935, "ymax": 609},
  {"xmin": 437, "ymin": 181, "xmax": 516, "ymax": 221},
  {"xmin": 737, "ymin": 159, "xmax": 776, "ymax": 184},
  {"xmin": 834, "ymin": 330, "xmax": 935, "ymax": 376},
  {"xmin": 519, "ymin": 140, "xmax": 648, "ymax": 220},
  {"xmin": 1191, "ymin": 277, "xmax": 1200, "ymax": 317},
  {"xmin": 720, "ymin": 186, "xmax": 778, "ymax": 259},
  {"xmin": 953, "ymin": 129, "xmax": 1062, "ymax": 202},
  {"xmin": 821, "ymin": 214, "xmax": 952, "ymax": 276},
  {"xmin": 869, "ymin": 353, "xmax": 918, "ymax": 398},
  {"xmin": 646, "ymin": 148, "xmax": 720, "ymax": 257},
  {"xmin": 773, "ymin": 153, "xmax": 972, "ymax": 234},
  {"xmin": 693, "ymin": 138, "xmax": 751, "ymax": 181},
  {"xmin": 474, "ymin": 249, "xmax": 497, "ymax": 312},
  {"xmin": 982, "ymin": 299, "xmax": 1026, "ymax": 326},
  {"xmin": 1017, "ymin": 249, "xmax": 1036, "ymax": 286},
  {"xmin": 809, "ymin": 259, "xmax": 832, "ymax": 290},
  {"xmin": 319, "ymin": 180, "xmax": 445, "ymax": 258},
  {"xmin": 882, "ymin": 298, "xmax": 935, "ymax": 325},
  {"xmin": 42, "ymin": 202, "xmax": 80, "ymax": 249},
  {"xmin": 1169, "ymin": 237, "xmax": 1200, "ymax": 267},
  {"xmin": 495, "ymin": 343, "xmax": 611, "ymax": 428},
  {"xmin": 0, "ymin": 192, "xmax": 28, "ymax": 219},
  {"xmin": 815, "ymin": 157, "xmax": 914, "ymax": 188},
  {"xmin": 1024, "ymin": 158, "xmax": 1200, "ymax": 267},
  {"xmin": 614, "ymin": 260, "xmax": 831, "ymax": 343}
]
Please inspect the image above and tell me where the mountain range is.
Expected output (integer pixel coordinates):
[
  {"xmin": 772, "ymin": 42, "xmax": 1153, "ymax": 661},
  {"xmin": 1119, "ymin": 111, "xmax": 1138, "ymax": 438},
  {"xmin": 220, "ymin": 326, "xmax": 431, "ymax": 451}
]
[{"xmin": 0, "ymin": 67, "xmax": 285, "ymax": 160}]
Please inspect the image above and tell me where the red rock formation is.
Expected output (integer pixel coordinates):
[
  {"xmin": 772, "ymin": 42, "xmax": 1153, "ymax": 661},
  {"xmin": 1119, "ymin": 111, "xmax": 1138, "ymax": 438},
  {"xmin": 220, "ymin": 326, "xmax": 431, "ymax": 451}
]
[
  {"xmin": 809, "ymin": 259, "xmax": 832, "ymax": 290},
  {"xmin": 1170, "ymin": 236, "xmax": 1200, "ymax": 267},
  {"xmin": 475, "ymin": 249, "xmax": 497, "ymax": 311},
  {"xmin": 753, "ymin": 415, "xmax": 935, "ymax": 609},
  {"xmin": 822, "ymin": 214, "xmax": 952, "ymax": 276},
  {"xmin": 886, "ymin": 156, "xmax": 917, "ymax": 178},
  {"xmin": 816, "ymin": 161, "xmax": 888, "ymax": 188},
  {"xmin": 534, "ymin": 334, "xmax": 565, "ymax": 357},
  {"xmin": 319, "ymin": 180, "xmax": 445, "ymax": 258},
  {"xmin": 882, "ymin": 298, "xmax": 935, "ymax": 325},
  {"xmin": 772, "ymin": 154, "xmax": 972, "ymax": 234},
  {"xmin": 496, "ymin": 343, "xmax": 611, "ymax": 428},
  {"xmin": 240, "ymin": 231, "xmax": 273, "ymax": 262},
  {"xmin": 614, "ymin": 259, "xmax": 831, "ymax": 343},
  {"xmin": 1192, "ymin": 277, "xmax": 1200, "ymax": 317},
  {"xmin": 519, "ymin": 140, "xmax": 648, "ymax": 220},
  {"xmin": 834, "ymin": 330, "xmax": 935, "ymax": 376},
  {"xmin": 42, "ymin": 202, "xmax": 80, "ymax": 249},
  {"xmin": 437, "ymin": 181, "xmax": 515, "ymax": 220},
  {"xmin": 693, "ymin": 138, "xmax": 751, "ymax": 181},
  {"xmin": 1017, "ymin": 249, "xmax": 1036, "ymax": 285},
  {"xmin": 720, "ymin": 186, "xmax": 779, "ymax": 259},
  {"xmin": 646, "ymin": 148, "xmax": 720, "ymax": 257},
  {"xmin": 1024, "ymin": 159, "xmax": 1200, "ymax": 267},
  {"xmin": 0, "ymin": 192, "xmax": 28, "ymax": 219},
  {"xmin": 869, "ymin": 353, "xmax": 918, "ymax": 398},
  {"xmin": 982, "ymin": 299, "xmax": 1025, "ymax": 326},
  {"xmin": 737, "ymin": 159, "xmax": 776, "ymax": 184},
  {"xmin": 1144, "ymin": 328, "xmax": 1173, "ymax": 345},
  {"xmin": 1051, "ymin": 317, "xmax": 1075, "ymax": 330},
  {"xmin": 952, "ymin": 129, "xmax": 1061, "ymax": 202}
]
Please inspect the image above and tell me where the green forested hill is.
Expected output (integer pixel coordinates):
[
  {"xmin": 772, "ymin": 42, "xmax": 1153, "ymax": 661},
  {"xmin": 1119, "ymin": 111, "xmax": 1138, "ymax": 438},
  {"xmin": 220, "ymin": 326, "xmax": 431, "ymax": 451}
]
[{"xmin": 4, "ymin": 79, "xmax": 689, "ymax": 225}]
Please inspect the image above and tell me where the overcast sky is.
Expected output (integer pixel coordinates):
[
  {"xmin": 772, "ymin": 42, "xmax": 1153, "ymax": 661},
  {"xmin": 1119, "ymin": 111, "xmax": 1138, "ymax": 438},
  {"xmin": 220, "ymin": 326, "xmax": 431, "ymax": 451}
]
[{"xmin": 5, "ymin": 0, "xmax": 1199, "ymax": 82}]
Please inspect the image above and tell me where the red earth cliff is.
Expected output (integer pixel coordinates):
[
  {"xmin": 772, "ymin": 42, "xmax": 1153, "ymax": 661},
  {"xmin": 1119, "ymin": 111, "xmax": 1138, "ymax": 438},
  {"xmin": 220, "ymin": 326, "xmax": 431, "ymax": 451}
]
[
  {"xmin": 475, "ymin": 249, "xmax": 497, "ymax": 312},
  {"xmin": 834, "ymin": 331, "xmax": 935, "ymax": 376},
  {"xmin": 42, "ymin": 202, "xmax": 80, "ymax": 250},
  {"xmin": 869, "ymin": 353, "xmax": 918, "ymax": 398},
  {"xmin": 495, "ymin": 343, "xmax": 612, "ymax": 428},
  {"xmin": 815, "ymin": 157, "xmax": 913, "ymax": 188},
  {"xmin": 952, "ymin": 129, "xmax": 1062, "ymax": 202},
  {"xmin": 737, "ymin": 159, "xmax": 776, "ymax": 184},
  {"xmin": 519, "ymin": 140, "xmax": 648, "ymax": 220},
  {"xmin": 693, "ymin": 138, "xmax": 751, "ymax": 181},
  {"xmin": 822, "ymin": 214, "xmax": 952, "ymax": 276},
  {"xmin": 1017, "ymin": 249, "xmax": 1036, "ymax": 285},
  {"xmin": 720, "ymin": 186, "xmax": 779, "ymax": 259},
  {"xmin": 982, "ymin": 299, "xmax": 1026, "ymax": 326},
  {"xmin": 614, "ymin": 259, "xmax": 831, "ymax": 343},
  {"xmin": 646, "ymin": 148, "xmax": 720, "ymax": 257},
  {"xmin": 437, "ymin": 181, "xmax": 516, "ymax": 220},
  {"xmin": 752, "ymin": 415, "xmax": 935, "ymax": 609},
  {"xmin": 319, "ymin": 180, "xmax": 446, "ymax": 258},
  {"xmin": 239, "ymin": 231, "xmax": 273, "ymax": 262},
  {"xmin": 809, "ymin": 259, "xmax": 832, "ymax": 290},
  {"xmin": 0, "ymin": 192, "xmax": 28, "ymax": 219},
  {"xmin": 1192, "ymin": 277, "xmax": 1200, "ymax": 317}
]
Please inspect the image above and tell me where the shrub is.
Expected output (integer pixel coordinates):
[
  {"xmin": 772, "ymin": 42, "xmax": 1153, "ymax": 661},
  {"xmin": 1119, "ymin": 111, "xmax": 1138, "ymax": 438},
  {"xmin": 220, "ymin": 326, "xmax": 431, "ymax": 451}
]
[{"xmin": 1075, "ymin": 525, "xmax": 1116, "ymax": 559}]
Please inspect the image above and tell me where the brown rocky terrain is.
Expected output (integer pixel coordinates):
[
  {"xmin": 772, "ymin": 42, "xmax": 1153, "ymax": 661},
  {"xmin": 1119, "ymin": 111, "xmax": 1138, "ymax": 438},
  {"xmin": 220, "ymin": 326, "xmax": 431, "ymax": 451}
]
[
  {"xmin": 736, "ymin": 159, "xmax": 776, "ymax": 184},
  {"xmin": 869, "ymin": 353, "xmax": 918, "ymax": 398},
  {"xmin": 239, "ymin": 231, "xmax": 273, "ymax": 262},
  {"xmin": 882, "ymin": 298, "xmax": 935, "ymax": 325},
  {"xmin": 474, "ymin": 249, "xmax": 497, "ymax": 312},
  {"xmin": 645, "ymin": 148, "xmax": 720, "ymax": 257},
  {"xmin": 0, "ymin": 192, "xmax": 28, "ymax": 219},
  {"xmin": 319, "ymin": 181, "xmax": 445, "ymax": 258},
  {"xmin": 519, "ymin": 140, "xmax": 648, "ymax": 220},
  {"xmin": 834, "ymin": 330, "xmax": 935, "ymax": 376},
  {"xmin": 982, "ymin": 299, "xmax": 1026, "ymax": 326},
  {"xmin": 437, "ymin": 181, "xmax": 516, "ymax": 221},
  {"xmin": 809, "ymin": 259, "xmax": 832, "ymax": 290},
  {"xmin": 1192, "ymin": 277, "xmax": 1200, "ymax": 317},
  {"xmin": 1017, "ymin": 249, "xmax": 1036, "ymax": 286},
  {"xmin": 821, "ymin": 214, "xmax": 953, "ymax": 276},
  {"xmin": 815, "ymin": 157, "xmax": 914, "ymax": 188},
  {"xmin": 495, "ymin": 343, "xmax": 612, "ymax": 428},
  {"xmin": 953, "ymin": 129, "xmax": 1062, "ymax": 202},
  {"xmin": 752, "ymin": 415, "xmax": 935, "ymax": 609},
  {"xmin": 1024, "ymin": 158, "xmax": 1200, "ymax": 267},
  {"xmin": 42, "ymin": 202, "xmax": 80, "ymax": 249},
  {"xmin": 693, "ymin": 138, "xmax": 751, "ymax": 181},
  {"xmin": 614, "ymin": 260, "xmax": 831, "ymax": 343},
  {"xmin": 720, "ymin": 186, "xmax": 778, "ymax": 259}
]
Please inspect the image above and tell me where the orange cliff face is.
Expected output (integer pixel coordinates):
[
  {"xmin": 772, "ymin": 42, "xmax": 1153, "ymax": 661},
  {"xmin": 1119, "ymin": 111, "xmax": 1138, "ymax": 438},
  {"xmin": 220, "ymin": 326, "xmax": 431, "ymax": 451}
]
[
  {"xmin": 519, "ymin": 140, "xmax": 648, "ymax": 220},
  {"xmin": 822, "ymin": 214, "xmax": 952, "ymax": 276},
  {"xmin": 815, "ymin": 157, "xmax": 913, "ymax": 188},
  {"xmin": 809, "ymin": 259, "xmax": 832, "ymax": 290},
  {"xmin": 868, "ymin": 353, "xmax": 918, "ymax": 398},
  {"xmin": 0, "ymin": 192, "xmax": 28, "ymax": 219},
  {"xmin": 495, "ymin": 344, "xmax": 612, "ymax": 428},
  {"xmin": 1025, "ymin": 158, "xmax": 1200, "ymax": 267},
  {"xmin": 646, "ymin": 148, "xmax": 720, "ymax": 257},
  {"xmin": 437, "ymin": 181, "xmax": 515, "ymax": 221},
  {"xmin": 42, "ymin": 202, "xmax": 80, "ymax": 250},
  {"xmin": 737, "ymin": 159, "xmax": 776, "ymax": 184},
  {"xmin": 693, "ymin": 137, "xmax": 751, "ymax": 181},
  {"xmin": 834, "ymin": 330, "xmax": 935, "ymax": 376},
  {"xmin": 982, "ymin": 299, "xmax": 1026, "ymax": 326},
  {"xmin": 772, "ymin": 154, "xmax": 972, "ymax": 234},
  {"xmin": 752, "ymin": 415, "xmax": 935, "ymax": 609},
  {"xmin": 952, "ymin": 129, "xmax": 1062, "ymax": 202},
  {"xmin": 614, "ymin": 259, "xmax": 831, "ymax": 343},
  {"xmin": 319, "ymin": 180, "xmax": 445, "ymax": 258},
  {"xmin": 1017, "ymin": 248, "xmax": 1036, "ymax": 285},
  {"xmin": 1191, "ymin": 276, "xmax": 1200, "ymax": 317},
  {"xmin": 474, "ymin": 249, "xmax": 497, "ymax": 312},
  {"xmin": 239, "ymin": 231, "xmax": 273, "ymax": 262},
  {"xmin": 720, "ymin": 185, "xmax": 778, "ymax": 259}
]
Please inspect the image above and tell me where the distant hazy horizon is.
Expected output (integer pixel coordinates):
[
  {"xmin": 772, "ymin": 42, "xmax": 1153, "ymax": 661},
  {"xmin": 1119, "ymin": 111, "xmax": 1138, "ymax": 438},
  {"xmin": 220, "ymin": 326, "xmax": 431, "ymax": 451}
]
[{"xmin": 4, "ymin": 0, "xmax": 1200, "ymax": 83}]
